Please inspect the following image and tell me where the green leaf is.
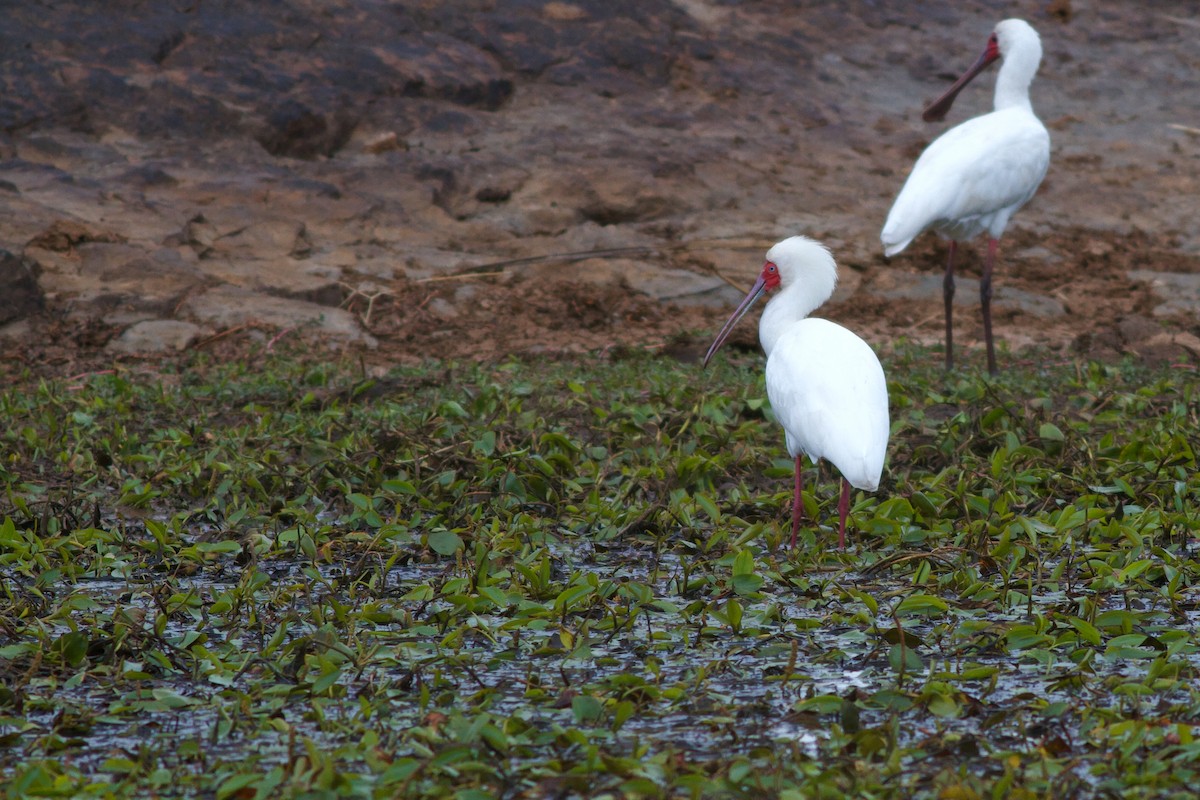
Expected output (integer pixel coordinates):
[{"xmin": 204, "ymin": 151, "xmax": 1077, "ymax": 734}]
[
  {"xmin": 427, "ymin": 530, "xmax": 464, "ymax": 556},
  {"xmin": 732, "ymin": 574, "xmax": 764, "ymax": 596},
  {"xmin": 1118, "ymin": 559, "xmax": 1153, "ymax": 582},
  {"xmin": 0, "ymin": 643, "xmax": 35, "ymax": 660},
  {"xmin": 612, "ymin": 699, "xmax": 636, "ymax": 730},
  {"xmin": 895, "ymin": 593, "xmax": 949, "ymax": 616},
  {"xmin": 926, "ymin": 692, "xmax": 959, "ymax": 718},
  {"xmin": 554, "ymin": 584, "xmax": 594, "ymax": 613},
  {"xmin": 793, "ymin": 695, "xmax": 843, "ymax": 714},
  {"xmin": 1038, "ymin": 422, "xmax": 1065, "ymax": 442},
  {"xmin": 312, "ymin": 666, "xmax": 342, "ymax": 694},
  {"xmin": 51, "ymin": 631, "xmax": 89, "ymax": 668},
  {"xmin": 889, "ymin": 643, "xmax": 924, "ymax": 673},
  {"xmin": 439, "ymin": 400, "xmax": 467, "ymax": 418},
  {"xmin": 216, "ymin": 772, "xmax": 259, "ymax": 800},
  {"xmin": 571, "ymin": 695, "xmax": 603, "ymax": 724},
  {"xmin": 473, "ymin": 430, "xmax": 497, "ymax": 456},
  {"xmin": 696, "ymin": 493, "xmax": 721, "ymax": 522},
  {"xmin": 725, "ymin": 598, "xmax": 743, "ymax": 632},
  {"xmin": 880, "ymin": 627, "xmax": 925, "ymax": 648},
  {"xmin": 477, "ymin": 586, "xmax": 509, "ymax": 607},
  {"xmin": 1068, "ymin": 616, "xmax": 1102, "ymax": 646}
]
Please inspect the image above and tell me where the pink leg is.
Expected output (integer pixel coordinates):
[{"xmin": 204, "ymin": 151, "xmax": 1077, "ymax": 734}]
[
  {"xmin": 837, "ymin": 478, "xmax": 851, "ymax": 551},
  {"xmin": 981, "ymin": 238, "xmax": 998, "ymax": 375},
  {"xmin": 791, "ymin": 454, "xmax": 804, "ymax": 550},
  {"xmin": 943, "ymin": 241, "xmax": 957, "ymax": 370}
]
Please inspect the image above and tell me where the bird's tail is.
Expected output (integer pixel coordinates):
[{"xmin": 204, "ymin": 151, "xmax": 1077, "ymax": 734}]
[{"xmin": 880, "ymin": 226, "xmax": 914, "ymax": 258}]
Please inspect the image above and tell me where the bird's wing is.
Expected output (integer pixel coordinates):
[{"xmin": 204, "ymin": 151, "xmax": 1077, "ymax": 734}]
[
  {"xmin": 882, "ymin": 110, "xmax": 1050, "ymax": 253},
  {"xmin": 765, "ymin": 320, "xmax": 890, "ymax": 491}
]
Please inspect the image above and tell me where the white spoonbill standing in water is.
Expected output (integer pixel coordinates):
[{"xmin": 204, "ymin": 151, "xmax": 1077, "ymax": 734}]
[
  {"xmin": 704, "ymin": 236, "xmax": 889, "ymax": 551},
  {"xmin": 882, "ymin": 18, "xmax": 1050, "ymax": 374}
]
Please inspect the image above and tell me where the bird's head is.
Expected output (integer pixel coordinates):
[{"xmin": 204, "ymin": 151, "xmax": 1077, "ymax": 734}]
[
  {"xmin": 921, "ymin": 20, "xmax": 1011, "ymax": 123},
  {"xmin": 703, "ymin": 236, "xmax": 837, "ymax": 368},
  {"xmin": 923, "ymin": 18, "xmax": 1041, "ymax": 122},
  {"xmin": 993, "ymin": 19, "xmax": 1040, "ymax": 61},
  {"xmin": 764, "ymin": 236, "xmax": 837, "ymax": 292}
]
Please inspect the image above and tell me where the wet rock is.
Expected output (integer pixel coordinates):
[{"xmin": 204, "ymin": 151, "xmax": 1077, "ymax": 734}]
[
  {"xmin": 27, "ymin": 220, "xmax": 125, "ymax": 252},
  {"xmin": 199, "ymin": 257, "xmax": 344, "ymax": 307},
  {"xmin": 130, "ymin": 80, "xmax": 245, "ymax": 141},
  {"xmin": 434, "ymin": 1, "xmax": 686, "ymax": 93},
  {"xmin": 427, "ymin": 298, "xmax": 459, "ymax": 320},
  {"xmin": 579, "ymin": 165, "xmax": 686, "ymax": 226},
  {"xmin": 1116, "ymin": 314, "xmax": 1162, "ymax": 345},
  {"xmin": 1138, "ymin": 331, "xmax": 1200, "ymax": 361},
  {"xmin": 868, "ymin": 271, "xmax": 1066, "ymax": 317},
  {"xmin": 363, "ymin": 132, "xmax": 403, "ymax": 154},
  {"xmin": 506, "ymin": 164, "xmax": 687, "ymax": 236},
  {"xmin": 0, "ymin": 250, "xmax": 43, "ymax": 324},
  {"xmin": 256, "ymin": 99, "xmax": 359, "ymax": 159},
  {"xmin": 107, "ymin": 319, "xmax": 204, "ymax": 354},
  {"xmin": 0, "ymin": 318, "xmax": 33, "ymax": 341},
  {"xmin": 119, "ymin": 164, "xmax": 179, "ymax": 189},
  {"xmin": 1084, "ymin": 317, "xmax": 1200, "ymax": 364},
  {"xmin": 218, "ymin": 220, "xmax": 311, "ymax": 260},
  {"xmin": 1, "ymin": 2, "xmax": 515, "ymax": 147},
  {"xmin": 564, "ymin": 258, "xmax": 734, "ymax": 308},
  {"xmin": 1128, "ymin": 270, "xmax": 1200, "ymax": 316},
  {"xmin": 181, "ymin": 285, "xmax": 375, "ymax": 347},
  {"xmin": 179, "ymin": 215, "xmax": 311, "ymax": 261},
  {"xmin": 28, "ymin": 242, "xmax": 200, "ymax": 311}
]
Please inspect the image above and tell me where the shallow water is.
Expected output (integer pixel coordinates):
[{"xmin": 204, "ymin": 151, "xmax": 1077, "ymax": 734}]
[{"xmin": 12, "ymin": 528, "xmax": 1195, "ymax": 794}]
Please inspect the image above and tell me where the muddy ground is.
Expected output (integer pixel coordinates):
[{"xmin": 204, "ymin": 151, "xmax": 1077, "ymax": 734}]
[{"xmin": 0, "ymin": 0, "xmax": 1198, "ymax": 376}]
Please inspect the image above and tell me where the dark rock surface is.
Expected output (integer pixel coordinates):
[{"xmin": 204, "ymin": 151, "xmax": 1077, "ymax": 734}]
[
  {"xmin": 0, "ymin": 250, "xmax": 42, "ymax": 324},
  {"xmin": 0, "ymin": 1, "xmax": 1198, "ymax": 366}
]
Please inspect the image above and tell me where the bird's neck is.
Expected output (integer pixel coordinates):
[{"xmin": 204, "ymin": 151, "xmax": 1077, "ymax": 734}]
[
  {"xmin": 993, "ymin": 50, "xmax": 1040, "ymax": 113},
  {"xmin": 758, "ymin": 284, "xmax": 829, "ymax": 357}
]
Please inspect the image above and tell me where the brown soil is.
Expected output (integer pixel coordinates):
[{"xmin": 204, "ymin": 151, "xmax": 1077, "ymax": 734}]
[
  {"xmin": 352, "ymin": 222, "xmax": 1200, "ymax": 372},
  {"xmin": 3, "ymin": 1, "xmax": 1199, "ymax": 378}
]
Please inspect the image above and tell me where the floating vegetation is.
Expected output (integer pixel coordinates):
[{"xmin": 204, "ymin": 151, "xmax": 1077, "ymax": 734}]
[{"xmin": 1, "ymin": 346, "xmax": 1198, "ymax": 797}]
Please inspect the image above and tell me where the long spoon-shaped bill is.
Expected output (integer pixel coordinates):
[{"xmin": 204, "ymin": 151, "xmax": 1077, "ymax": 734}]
[
  {"xmin": 702, "ymin": 275, "xmax": 767, "ymax": 367},
  {"xmin": 922, "ymin": 38, "xmax": 1000, "ymax": 122}
]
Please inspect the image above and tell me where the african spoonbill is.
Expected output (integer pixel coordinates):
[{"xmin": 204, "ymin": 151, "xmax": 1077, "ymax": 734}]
[
  {"xmin": 882, "ymin": 18, "xmax": 1050, "ymax": 374},
  {"xmin": 704, "ymin": 236, "xmax": 889, "ymax": 551}
]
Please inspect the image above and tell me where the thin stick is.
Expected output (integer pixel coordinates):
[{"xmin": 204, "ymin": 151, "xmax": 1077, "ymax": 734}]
[
  {"xmin": 193, "ymin": 324, "xmax": 252, "ymax": 348},
  {"xmin": 414, "ymin": 247, "xmax": 659, "ymax": 282},
  {"xmin": 266, "ymin": 326, "xmax": 297, "ymax": 352},
  {"xmin": 413, "ymin": 237, "xmax": 777, "ymax": 285},
  {"xmin": 1161, "ymin": 15, "xmax": 1200, "ymax": 32}
]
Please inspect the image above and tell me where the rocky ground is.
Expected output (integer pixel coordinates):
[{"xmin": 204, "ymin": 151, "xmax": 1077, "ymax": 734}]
[{"xmin": 1, "ymin": 0, "xmax": 1198, "ymax": 376}]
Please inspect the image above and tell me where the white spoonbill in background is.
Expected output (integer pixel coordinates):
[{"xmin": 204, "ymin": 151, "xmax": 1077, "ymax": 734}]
[
  {"xmin": 882, "ymin": 18, "xmax": 1050, "ymax": 374},
  {"xmin": 704, "ymin": 236, "xmax": 890, "ymax": 551}
]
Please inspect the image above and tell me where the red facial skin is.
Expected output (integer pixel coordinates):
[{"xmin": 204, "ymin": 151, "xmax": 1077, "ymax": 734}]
[{"xmin": 703, "ymin": 261, "xmax": 782, "ymax": 367}]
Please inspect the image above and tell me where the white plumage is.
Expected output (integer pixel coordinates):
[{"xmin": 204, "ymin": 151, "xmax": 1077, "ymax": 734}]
[
  {"xmin": 767, "ymin": 318, "xmax": 888, "ymax": 493},
  {"xmin": 882, "ymin": 18, "xmax": 1050, "ymax": 373},
  {"xmin": 705, "ymin": 236, "xmax": 889, "ymax": 550}
]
